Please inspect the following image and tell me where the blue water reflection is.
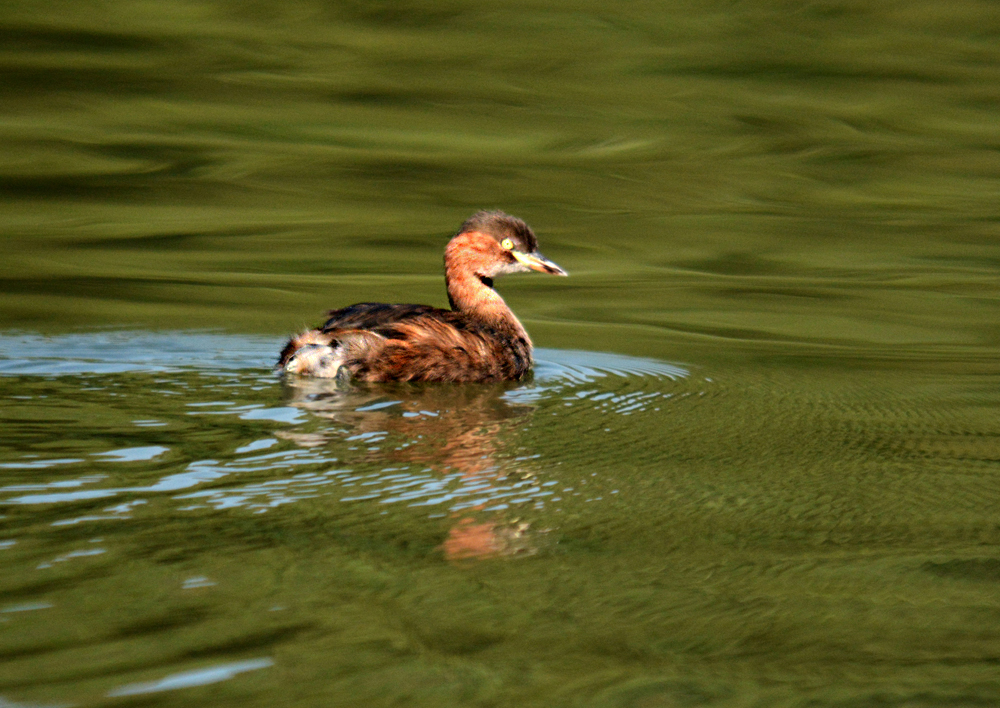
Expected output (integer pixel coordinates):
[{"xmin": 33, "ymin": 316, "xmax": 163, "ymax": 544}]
[
  {"xmin": 107, "ymin": 658, "xmax": 274, "ymax": 697},
  {"xmin": 0, "ymin": 332, "xmax": 691, "ymax": 560}
]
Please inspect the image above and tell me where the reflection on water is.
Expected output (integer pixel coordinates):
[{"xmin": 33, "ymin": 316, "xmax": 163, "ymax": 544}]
[
  {"xmin": 107, "ymin": 658, "xmax": 274, "ymax": 698},
  {"xmin": 3, "ymin": 0, "xmax": 1000, "ymax": 704},
  {"xmin": 0, "ymin": 332, "xmax": 690, "ymax": 561},
  {"xmin": 1, "ymin": 332, "xmax": 1000, "ymax": 706},
  {"xmin": 0, "ymin": 332, "xmax": 699, "ymax": 702},
  {"xmin": 283, "ymin": 379, "xmax": 540, "ymax": 559}
]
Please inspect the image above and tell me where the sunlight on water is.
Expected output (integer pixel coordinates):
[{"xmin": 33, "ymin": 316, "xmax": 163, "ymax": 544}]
[
  {"xmin": 106, "ymin": 658, "xmax": 274, "ymax": 697},
  {"xmin": 0, "ymin": 332, "xmax": 691, "ymax": 523},
  {"xmin": 2, "ymin": 330, "xmax": 999, "ymax": 707}
]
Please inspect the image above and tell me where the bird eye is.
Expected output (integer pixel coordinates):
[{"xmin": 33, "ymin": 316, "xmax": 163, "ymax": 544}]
[{"xmin": 500, "ymin": 238, "xmax": 514, "ymax": 250}]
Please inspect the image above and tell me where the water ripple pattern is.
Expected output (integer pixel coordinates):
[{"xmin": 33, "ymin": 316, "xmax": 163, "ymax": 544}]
[{"xmin": 0, "ymin": 332, "xmax": 693, "ymax": 526}]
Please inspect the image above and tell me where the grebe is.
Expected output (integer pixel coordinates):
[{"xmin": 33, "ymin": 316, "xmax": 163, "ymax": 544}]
[{"xmin": 278, "ymin": 211, "xmax": 567, "ymax": 382}]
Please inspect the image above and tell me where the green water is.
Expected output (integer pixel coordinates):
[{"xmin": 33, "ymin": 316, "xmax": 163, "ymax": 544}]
[{"xmin": 3, "ymin": 1, "xmax": 1000, "ymax": 706}]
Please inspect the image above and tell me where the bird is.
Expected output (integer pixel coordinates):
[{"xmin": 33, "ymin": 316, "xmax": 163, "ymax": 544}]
[{"xmin": 278, "ymin": 211, "xmax": 567, "ymax": 383}]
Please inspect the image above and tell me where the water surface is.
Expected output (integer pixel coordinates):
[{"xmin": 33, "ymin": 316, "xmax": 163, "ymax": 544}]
[
  {"xmin": 3, "ymin": 332, "xmax": 1000, "ymax": 707},
  {"xmin": 2, "ymin": 1, "xmax": 1000, "ymax": 706}
]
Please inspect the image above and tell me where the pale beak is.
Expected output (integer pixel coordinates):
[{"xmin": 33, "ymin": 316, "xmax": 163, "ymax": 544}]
[{"xmin": 512, "ymin": 250, "xmax": 568, "ymax": 276}]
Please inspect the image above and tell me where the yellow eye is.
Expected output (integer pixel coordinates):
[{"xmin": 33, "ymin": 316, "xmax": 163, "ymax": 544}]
[{"xmin": 500, "ymin": 238, "xmax": 514, "ymax": 250}]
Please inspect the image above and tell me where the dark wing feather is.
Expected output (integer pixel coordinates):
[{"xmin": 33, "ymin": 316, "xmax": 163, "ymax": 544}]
[
  {"xmin": 321, "ymin": 303, "xmax": 446, "ymax": 331},
  {"xmin": 284, "ymin": 303, "xmax": 532, "ymax": 382}
]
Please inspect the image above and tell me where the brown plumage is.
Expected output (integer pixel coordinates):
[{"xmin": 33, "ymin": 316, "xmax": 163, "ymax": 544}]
[{"xmin": 278, "ymin": 211, "xmax": 567, "ymax": 382}]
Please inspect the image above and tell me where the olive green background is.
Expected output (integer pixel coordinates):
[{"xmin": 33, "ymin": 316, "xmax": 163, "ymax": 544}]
[{"xmin": 2, "ymin": 1, "xmax": 1000, "ymax": 706}]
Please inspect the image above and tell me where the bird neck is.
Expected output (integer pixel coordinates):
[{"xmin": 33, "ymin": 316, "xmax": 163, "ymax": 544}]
[{"xmin": 444, "ymin": 243, "xmax": 530, "ymax": 343}]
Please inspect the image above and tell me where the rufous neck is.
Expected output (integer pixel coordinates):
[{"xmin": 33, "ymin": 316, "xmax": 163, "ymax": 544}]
[{"xmin": 444, "ymin": 235, "xmax": 529, "ymax": 339}]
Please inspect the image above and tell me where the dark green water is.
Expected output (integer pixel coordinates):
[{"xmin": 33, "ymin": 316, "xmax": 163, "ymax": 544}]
[{"xmin": 3, "ymin": 1, "xmax": 1000, "ymax": 706}]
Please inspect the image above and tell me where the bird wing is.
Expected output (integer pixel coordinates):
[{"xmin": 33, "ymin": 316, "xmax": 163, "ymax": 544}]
[{"xmin": 321, "ymin": 303, "xmax": 446, "ymax": 331}]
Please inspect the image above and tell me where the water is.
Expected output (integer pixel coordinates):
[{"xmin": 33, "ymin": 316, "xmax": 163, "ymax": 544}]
[
  {"xmin": 3, "ymin": 1, "xmax": 1000, "ymax": 706},
  {"xmin": 3, "ymin": 334, "xmax": 999, "ymax": 707}
]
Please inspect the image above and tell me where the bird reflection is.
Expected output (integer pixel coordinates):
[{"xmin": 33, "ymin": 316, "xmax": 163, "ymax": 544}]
[{"xmin": 279, "ymin": 377, "xmax": 547, "ymax": 560}]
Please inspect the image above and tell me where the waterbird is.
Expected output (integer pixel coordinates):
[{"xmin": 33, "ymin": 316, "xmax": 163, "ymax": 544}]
[{"xmin": 278, "ymin": 211, "xmax": 567, "ymax": 382}]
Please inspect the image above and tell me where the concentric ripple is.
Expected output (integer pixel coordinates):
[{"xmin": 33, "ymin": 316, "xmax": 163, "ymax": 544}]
[{"xmin": 0, "ymin": 332, "xmax": 695, "ymax": 553}]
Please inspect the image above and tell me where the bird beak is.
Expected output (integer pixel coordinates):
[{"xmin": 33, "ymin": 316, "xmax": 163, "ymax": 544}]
[{"xmin": 512, "ymin": 250, "xmax": 568, "ymax": 276}]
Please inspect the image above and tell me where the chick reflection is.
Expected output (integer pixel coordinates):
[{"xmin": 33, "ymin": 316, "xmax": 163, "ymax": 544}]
[{"xmin": 280, "ymin": 377, "xmax": 546, "ymax": 560}]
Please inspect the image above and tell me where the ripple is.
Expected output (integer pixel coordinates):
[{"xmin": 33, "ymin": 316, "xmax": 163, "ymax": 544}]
[
  {"xmin": 0, "ymin": 332, "xmax": 687, "ymax": 380},
  {"xmin": 1, "ymin": 601, "xmax": 54, "ymax": 613},
  {"xmin": 0, "ymin": 331, "xmax": 279, "ymax": 376},
  {"xmin": 106, "ymin": 658, "xmax": 274, "ymax": 697},
  {"xmin": 0, "ymin": 331, "xmax": 694, "ymax": 528},
  {"xmin": 534, "ymin": 348, "xmax": 688, "ymax": 383},
  {"xmin": 94, "ymin": 446, "xmax": 169, "ymax": 462}
]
